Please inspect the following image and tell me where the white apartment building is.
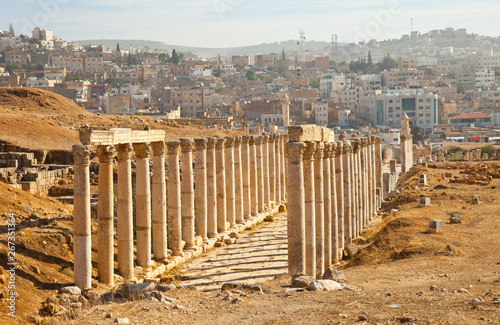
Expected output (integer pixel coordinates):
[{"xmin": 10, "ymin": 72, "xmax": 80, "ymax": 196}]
[
  {"xmin": 313, "ymin": 102, "xmax": 329, "ymax": 126},
  {"xmin": 320, "ymin": 72, "xmax": 346, "ymax": 98},
  {"xmin": 475, "ymin": 68, "xmax": 495, "ymax": 88}
]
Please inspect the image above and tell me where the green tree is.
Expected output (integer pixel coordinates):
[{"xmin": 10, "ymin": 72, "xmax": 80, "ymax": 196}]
[
  {"xmin": 281, "ymin": 47, "xmax": 286, "ymax": 61},
  {"xmin": 481, "ymin": 145, "xmax": 496, "ymax": 157},
  {"xmin": 379, "ymin": 53, "xmax": 398, "ymax": 71},
  {"xmin": 246, "ymin": 69, "xmax": 258, "ymax": 80},
  {"xmin": 158, "ymin": 52, "xmax": 169, "ymax": 63},
  {"xmin": 310, "ymin": 77, "xmax": 321, "ymax": 90},
  {"xmin": 411, "ymin": 126, "xmax": 424, "ymax": 145},
  {"xmin": 367, "ymin": 50, "xmax": 373, "ymax": 70},
  {"xmin": 9, "ymin": 23, "xmax": 15, "ymax": 37},
  {"xmin": 171, "ymin": 49, "xmax": 179, "ymax": 65},
  {"xmin": 128, "ymin": 53, "xmax": 132, "ymax": 66},
  {"xmin": 116, "ymin": 43, "xmax": 121, "ymax": 53}
]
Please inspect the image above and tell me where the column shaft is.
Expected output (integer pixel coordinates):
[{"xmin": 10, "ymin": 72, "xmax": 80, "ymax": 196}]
[
  {"xmin": 194, "ymin": 139, "xmax": 208, "ymax": 242},
  {"xmin": 249, "ymin": 137, "xmax": 258, "ymax": 216},
  {"xmin": 275, "ymin": 135, "xmax": 282, "ymax": 203},
  {"xmin": 262, "ymin": 135, "xmax": 270, "ymax": 210},
  {"xmin": 206, "ymin": 138, "xmax": 218, "ymax": 238},
  {"xmin": 256, "ymin": 136, "xmax": 265, "ymax": 213},
  {"xmin": 323, "ymin": 144, "xmax": 332, "ymax": 268},
  {"xmin": 152, "ymin": 142, "xmax": 168, "ymax": 261},
  {"xmin": 181, "ymin": 139, "xmax": 195, "ymax": 249},
  {"xmin": 167, "ymin": 142, "xmax": 183, "ymax": 256},
  {"xmin": 234, "ymin": 137, "xmax": 244, "ymax": 224},
  {"xmin": 269, "ymin": 135, "xmax": 276, "ymax": 206},
  {"xmin": 216, "ymin": 138, "xmax": 227, "ymax": 233},
  {"xmin": 241, "ymin": 137, "xmax": 252, "ymax": 219},
  {"xmin": 304, "ymin": 142, "xmax": 316, "ymax": 277},
  {"xmin": 330, "ymin": 144, "xmax": 339, "ymax": 264},
  {"xmin": 335, "ymin": 142, "xmax": 344, "ymax": 260},
  {"xmin": 225, "ymin": 137, "xmax": 237, "ymax": 228}
]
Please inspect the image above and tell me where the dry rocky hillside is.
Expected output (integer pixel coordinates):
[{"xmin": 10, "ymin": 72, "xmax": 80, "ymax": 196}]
[{"xmin": 0, "ymin": 88, "xmax": 499, "ymax": 324}]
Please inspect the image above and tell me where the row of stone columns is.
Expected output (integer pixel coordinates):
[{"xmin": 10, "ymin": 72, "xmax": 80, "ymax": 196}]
[
  {"xmin": 73, "ymin": 133, "xmax": 288, "ymax": 289},
  {"xmin": 286, "ymin": 131, "xmax": 382, "ymax": 278}
]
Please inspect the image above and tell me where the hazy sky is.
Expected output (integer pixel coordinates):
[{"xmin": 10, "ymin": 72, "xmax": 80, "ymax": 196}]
[{"xmin": 1, "ymin": 0, "xmax": 499, "ymax": 48}]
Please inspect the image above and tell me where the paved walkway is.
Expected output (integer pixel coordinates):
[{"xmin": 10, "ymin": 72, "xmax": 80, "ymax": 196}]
[{"xmin": 179, "ymin": 213, "xmax": 288, "ymax": 292}]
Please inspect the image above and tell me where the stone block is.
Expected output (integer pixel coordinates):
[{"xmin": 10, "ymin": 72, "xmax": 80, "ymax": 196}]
[
  {"xmin": 420, "ymin": 197, "xmax": 431, "ymax": 206},
  {"xmin": 288, "ymin": 125, "xmax": 325, "ymax": 142},
  {"xmin": 344, "ymin": 243, "xmax": 359, "ymax": 258},
  {"xmin": 429, "ymin": 220, "xmax": 443, "ymax": 233}
]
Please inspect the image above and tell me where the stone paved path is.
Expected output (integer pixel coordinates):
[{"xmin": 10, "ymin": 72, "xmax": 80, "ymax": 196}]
[{"xmin": 179, "ymin": 213, "xmax": 288, "ymax": 292}]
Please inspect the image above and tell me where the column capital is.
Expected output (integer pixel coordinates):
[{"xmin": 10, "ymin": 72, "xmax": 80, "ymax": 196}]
[
  {"xmin": 96, "ymin": 145, "xmax": 115, "ymax": 163},
  {"xmin": 224, "ymin": 137, "xmax": 236, "ymax": 148},
  {"xmin": 351, "ymin": 140, "xmax": 361, "ymax": 154},
  {"xmin": 303, "ymin": 141, "xmax": 316, "ymax": 161},
  {"xmin": 338, "ymin": 132, "xmax": 347, "ymax": 141},
  {"xmin": 286, "ymin": 142, "xmax": 306, "ymax": 164},
  {"xmin": 134, "ymin": 143, "xmax": 152, "ymax": 159},
  {"xmin": 233, "ymin": 136, "xmax": 242, "ymax": 148},
  {"xmin": 343, "ymin": 142, "xmax": 352, "ymax": 155},
  {"xmin": 194, "ymin": 138, "xmax": 208, "ymax": 151},
  {"xmin": 248, "ymin": 136, "xmax": 256, "ymax": 146},
  {"xmin": 314, "ymin": 142, "xmax": 325, "ymax": 160},
  {"xmin": 116, "ymin": 143, "xmax": 133, "ymax": 160},
  {"xmin": 73, "ymin": 145, "xmax": 93, "ymax": 166},
  {"xmin": 166, "ymin": 141, "xmax": 180, "ymax": 155},
  {"xmin": 262, "ymin": 134, "xmax": 270, "ymax": 143},
  {"xmin": 254, "ymin": 136, "xmax": 264, "ymax": 145},
  {"xmin": 151, "ymin": 141, "xmax": 166, "ymax": 156},
  {"xmin": 180, "ymin": 138, "xmax": 195, "ymax": 152},
  {"xmin": 206, "ymin": 137, "xmax": 217, "ymax": 150},
  {"xmin": 241, "ymin": 136, "xmax": 251, "ymax": 146},
  {"xmin": 216, "ymin": 138, "xmax": 226, "ymax": 150},
  {"xmin": 324, "ymin": 142, "xmax": 334, "ymax": 159}
]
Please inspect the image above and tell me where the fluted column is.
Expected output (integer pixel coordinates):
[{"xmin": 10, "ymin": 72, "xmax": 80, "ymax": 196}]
[
  {"xmin": 241, "ymin": 136, "xmax": 252, "ymax": 219},
  {"xmin": 96, "ymin": 145, "xmax": 115, "ymax": 285},
  {"xmin": 152, "ymin": 141, "xmax": 168, "ymax": 262},
  {"xmin": 216, "ymin": 138, "xmax": 227, "ymax": 233},
  {"xmin": 180, "ymin": 139, "xmax": 195, "ymax": 249},
  {"xmin": 249, "ymin": 136, "xmax": 258, "ymax": 216},
  {"xmin": 343, "ymin": 142, "xmax": 353, "ymax": 244},
  {"xmin": 330, "ymin": 143, "xmax": 339, "ymax": 264},
  {"xmin": 275, "ymin": 134, "xmax": 282, "ymax": 203},
  {"xmin": 224, "ymin": 137, "xmax": 237, "ymax": 229},
  {"xmin": 262, "ymin": 135, "xmax": 271, "ymax": 210},
  {"xmin": 134, "ymin": 143, "xmax": 153, "ymax": 271},
  {"xmin": 255, "ymin": 136, "xmax": 265, "ymax": 213},
  {"xmin": 234, "ymin": 137, "xmax": 245, "ymax": 224},
  {"xmin": 73, "ymin": 145, "xmax": 92, "ymax": 289},
  {"xmin": 323, "ymin": 143, "xmax": 332, "ymax": 268},
  {"xmin": 269, "ymin": 134, "xmax": 276, "ymax": 206},
  {"xmin": 166, "ymin": 141, "xmax": 183, "ymax": 256},
  {"xmin": 194, "ymin": 138, "xmax": 208, "ymax": 242},
  {"xmin": 206, "ymin": 138, "xmax": 218, "ymax": 238},
  {"xmin": 303, "ymin": 141, "xmax": 316, "ymax": 277},
  {"xmin": 286, "ymin": 142, "xmax": 306, "ymax": 275},
  {"xmin": 116, "ymin": 143, "xmax": 135, "ymax": 279},
  {"xmin": 335, "ymin": 141, "xmax": 344, "ymax": 260}
]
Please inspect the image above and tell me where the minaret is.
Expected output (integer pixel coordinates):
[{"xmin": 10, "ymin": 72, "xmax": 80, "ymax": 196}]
[
  {"xmin": 401, "ymin": 112, "xmax": 410, "ymax": 135},
  {"xmin": 281, "ymin": 94, "xmax": 290, "ymax": 127}
]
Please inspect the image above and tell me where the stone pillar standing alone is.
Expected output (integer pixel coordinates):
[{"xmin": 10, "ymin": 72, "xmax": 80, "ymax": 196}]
[
  {"xmin": 166, "ymin": 142, "xmax": 183, "ymax": 256},
  {"xmin": 96, "ymin": 145, "xmax": 115, "ymax": 285},
  {"xmin": 206, "ymin": 138, "xmax": 218, "ymax": 238},
  {"xmin": 180, "ymin": 139, "xmax": 196, "ymax": 249},
  {"xmin": 224, "ymin": 137, "xmax": 237, "ymax": 229},
  {"xmin": 73, "ymin": 145, "xmax": 93, "ymax": 289},
  {"xmin": 234, "ymin": 137, "xmax": 245, "ymax": 224},
  {"xmin": 303, "ymin": 141, "xmax": 316, "ymax": 276},
  {"xmin": 241, "ymin": 137, "xmax": 252, "ymax": 219},
  {"xmin": 216, "ymin": 138, "xmax": 227, "ymax": 233},
  {"xmin": 116, "ymin": 143, "xmax": 135, "ymax": 279},
  {"xmin": 134, "ymin": 143, "xmax": 153, "ymax": 271},
  {"xmin": 194, "ymin": 138, "xmax": 208, "ymax": 242},
  {"xmin": 314, "ymin": 142, "xmax": 325, "ymax": 277},
  {"xmin": 152, "ymin": 141, "xmax": 168, "ymax": 262},
  {"xmin": 286, "ymin": 142, "xmax": 306, "ymax": 275}
]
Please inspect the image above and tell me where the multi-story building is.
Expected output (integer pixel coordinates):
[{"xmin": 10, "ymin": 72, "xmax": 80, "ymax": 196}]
[
  {"xmin": 254, "ymin": 54, "xmax": 279, "ymax": 69},
  {"xmin": 313, "ymin": 101, "xmax": 329, "ymax": 126},
  {"xmin": 84, "ymin": 57, "xmax": 104, "ymax": 73},
  {"xmin": 475, "ymin": 68, "xmax": 495, "ymax": 88},
  {"xmin": 398, "ymin": 57, "xmax": 417, "ymax": 70},
  {"xmin": 380, "ymin": 70, "xmax": 425, "ymax": 88},
  {"xmin": 320, "ymin": 72, "xmax": 346, "ymax": 98}
]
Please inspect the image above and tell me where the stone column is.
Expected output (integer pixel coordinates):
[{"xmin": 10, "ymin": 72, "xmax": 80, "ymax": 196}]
[
  {"xmin": 216, "ymin": 138, "xmax": 227, "ymax": 233},
  {"xmin": 275, "ymin": 134, "xmax": 282, "ymax": 203},
  {"xmin": 166, "ymin": 141, "xmax": 183, "ymax": 256},
  {"xmin": 322, "ymin": 143, "xmax": 332, "ymax": 268},
  {"xmin": 351, "ymin": 140, "xmax": 359, "ymax": 239},
  {"xmin": 282, "ymin": 135, "xmax": 288, "ymax": 201},
  {"xmin": 314, "ymin": 142, "xmax": 325, "ymax": 277},
  {"xmin": 375, "ymin": 138, "xmax": 383, "ymax": 208},
  {"xmin": 360, "ymin": 140, "xmax": 368, "ymax": 229},
  {"xmin": 134, "ymin": 143, "xmax": 153, "ymax": 271},
  {"xmin": 303, "ymin": 141, "xmax": 316, "ymax": 277},
  {"xmin": 194, "ymin": 138, "xmax": 208, "ymax": 242},
  {"xmin": 116, "ymin": 143, "xmax": 135, "ymax": 279},
  {"xmin": 241, "ymin": 136, "xmax": 252, "ymax": 219},
  {"xmin": 401, "ymin": 134, "xmax": 409, "ymax": 174},
  {"xmin": 330, "ymin": 143, "xmax": 339, "ymax": 264},
  {"xmin": 152, "ymin": 141, "xmax": 168, "ymax": 262},
  {"xmin": 262, "ymin": 135, "xmax": 270, "ymax": 210},
  {"xmin": 73, "ymin": 145, "xmax": 92, "ymax": 289},
  {"xmin": 249, "ymin": 136, "xmax": 259, "ymax": 216},
  {"xmin": 286, "ymin": 142, "xmax": 306, "ymax": 275},
  {"xmin": 224, "ymin": 137, "xmax": 237, "ymax": 229},
  {"xmin": 335, "ymin": 141, "xmax": 345, "ymax": 260},
  {"xmin": 269, "ymin": 134, "xmax": 276, "ymax": 206},
  {"xmin": 96, "ymin": 145, "xmax": 115, "ymax": 285},
  {"xmin": 206, "ymin": 138, "xmax": 218, "ymax": 238},
  {"xmin": 234, "ymin": 137, "xmax": 245, "ymax": 224},
  {"xmin": 342, "ymin": 142, "xmax": 353, "ymax": 244},
  {"xmin": 255, "ymin": 136, "xmax": 265, "ymax": 213},
  {"xmin": 180, "ymin": 139, "xmax": 196, "ymax": 249}
]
